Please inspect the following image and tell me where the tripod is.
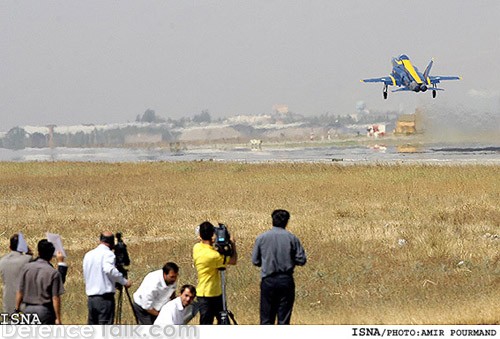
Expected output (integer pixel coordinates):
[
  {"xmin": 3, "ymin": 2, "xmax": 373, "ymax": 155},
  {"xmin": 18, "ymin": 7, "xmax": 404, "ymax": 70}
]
[
  {"xmin": 218, "ymin": 267, "xmax": 237, "ymax": 325},
  {"xmin": 115, "ymin": 267, "xmax": 138, "ymax": 324}
]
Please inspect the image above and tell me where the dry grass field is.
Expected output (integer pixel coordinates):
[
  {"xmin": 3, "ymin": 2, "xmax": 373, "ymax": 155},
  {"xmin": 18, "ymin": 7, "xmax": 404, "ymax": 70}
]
[{"xmin": 0, "ymin": 161, "xmax": 498, "ymax": 324}]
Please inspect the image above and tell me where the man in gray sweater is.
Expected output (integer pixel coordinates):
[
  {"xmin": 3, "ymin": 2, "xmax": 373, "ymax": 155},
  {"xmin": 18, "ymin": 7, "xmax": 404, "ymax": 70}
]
[
  {"xmin": 251, "ymin": 209, "xmax": 307, "ymax": 325},
  {"xmin": 0, "ymin": 234, "xmax": 32, "ymax": 314}
]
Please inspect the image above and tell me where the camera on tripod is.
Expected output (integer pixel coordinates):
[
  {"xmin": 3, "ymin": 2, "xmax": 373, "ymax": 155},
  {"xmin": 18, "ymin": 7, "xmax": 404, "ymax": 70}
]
[
  {"xmin": 114, "ymin": 232, "xmax": 130, "ymax": 279},
  {"xmin": 213, "ymin": 224, "xmax": 238, "ymax": 325},
  {"xmin": 112, "ymin": 232, "xmax": 138, "ymax": 324},
  {"xmin": 213, "ymin": 223, "xmax": 234, "ymax": 257}
]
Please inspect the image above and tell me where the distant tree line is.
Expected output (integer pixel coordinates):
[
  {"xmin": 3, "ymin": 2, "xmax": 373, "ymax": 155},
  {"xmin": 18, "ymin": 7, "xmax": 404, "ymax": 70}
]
[
  {"xmin": 305, "ymin": 111, "xmax": 398, "ymax": 127},
  {"xmin": 0, "ymin": 125, "xmax": 177, "ymax": 150},
  {"xmin": 0, "ymin": 109, "xmax": 215, "ymax": 150},
  {"xmin": 136, "ymin": 109, "xmax": 215, "ymax": 126},
  {"xmin": 0, "ymin": 108, "xmax": 403, "ymax": 150}
]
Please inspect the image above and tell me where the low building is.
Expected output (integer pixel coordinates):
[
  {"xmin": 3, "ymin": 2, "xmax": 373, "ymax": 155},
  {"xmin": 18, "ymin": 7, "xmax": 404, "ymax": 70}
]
[{"xmin": 395, "ymin": 114, "xmax": 417, "ymax": 134}]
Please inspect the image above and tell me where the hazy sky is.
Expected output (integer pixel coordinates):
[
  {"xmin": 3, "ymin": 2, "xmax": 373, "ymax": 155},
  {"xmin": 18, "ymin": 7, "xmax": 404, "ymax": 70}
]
[{"xmin": 1, "ymin": 1, "xmax": 499, "ymax": 130}]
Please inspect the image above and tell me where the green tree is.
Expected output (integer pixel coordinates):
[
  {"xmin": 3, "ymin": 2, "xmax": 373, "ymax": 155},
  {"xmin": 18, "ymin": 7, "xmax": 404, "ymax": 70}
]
[
  {"xmin": 139, "ymin": 109, "xmax": 165, "ymax": 123},
  {"xmin": 192, "ymin": 110, "xmax": 211, "ymax": 123},
  {"xmin": 4, "ymin": 127, "xmax": 27, "ymax": 150},
  {"xmin": 29, "ymin": 132, "xmax": 47, "ymax": 148},
  {"xmin": 142, "ymin": 109, "xmax": 157, "ymax": 123}
]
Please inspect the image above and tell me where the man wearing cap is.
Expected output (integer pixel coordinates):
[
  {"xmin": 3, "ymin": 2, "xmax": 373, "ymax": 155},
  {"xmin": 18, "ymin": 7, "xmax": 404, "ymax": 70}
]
[{"xmin": 83, "ymin": 231, "xmax": 132, "ymax": 325}]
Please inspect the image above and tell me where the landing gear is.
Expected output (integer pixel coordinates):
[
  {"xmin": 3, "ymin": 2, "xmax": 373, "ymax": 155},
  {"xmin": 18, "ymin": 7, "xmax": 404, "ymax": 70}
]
[
  {"xmin": 431, "ymin": 84, "xmax": 438, "ymax": 98},
  {"xmin": 383, "ymin": 85, "xmax": 388, "ymax": 99}
]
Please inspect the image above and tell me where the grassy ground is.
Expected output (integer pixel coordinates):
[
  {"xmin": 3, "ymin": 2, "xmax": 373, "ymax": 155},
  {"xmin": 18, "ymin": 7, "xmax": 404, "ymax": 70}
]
[{"xmin": 0, "ymin": 162, "xmax": 498, "ymax": 324}]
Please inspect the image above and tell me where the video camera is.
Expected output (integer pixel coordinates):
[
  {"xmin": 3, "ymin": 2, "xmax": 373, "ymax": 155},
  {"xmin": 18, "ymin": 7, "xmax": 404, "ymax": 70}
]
[
  {"xmin": 112, "ymin": 232, "xmax": 137, "ymax": 324},
  {"xmin": 213, "ymin": 223, "xmax": 234, "ymax": 258},
  {"xmin": 114, "ymin": 232, "xmax": 130, "ymax": 279}
]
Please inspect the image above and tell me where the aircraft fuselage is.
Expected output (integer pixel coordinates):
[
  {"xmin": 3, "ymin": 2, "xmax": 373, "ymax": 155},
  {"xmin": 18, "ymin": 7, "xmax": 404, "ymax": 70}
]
[{"xmin": 391, "ymin": 55, "xmax": 428, "ymax": 92}]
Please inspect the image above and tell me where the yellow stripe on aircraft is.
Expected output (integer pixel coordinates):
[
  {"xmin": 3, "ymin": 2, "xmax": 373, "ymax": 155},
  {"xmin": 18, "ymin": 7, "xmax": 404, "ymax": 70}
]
[
  {"xmin": 389, "ymin": 75, "xmax": 396, "ymax": 86},
  {"xmin": 401, "ymin": 59, "xmax": 423, "ymax": 84},
  {"xmin": 426, "ymin": 77, "xmax": 431, "ymax": 85}
]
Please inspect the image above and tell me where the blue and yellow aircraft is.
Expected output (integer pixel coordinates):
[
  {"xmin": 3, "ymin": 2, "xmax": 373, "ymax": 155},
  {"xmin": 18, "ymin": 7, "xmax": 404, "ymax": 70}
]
[{"xmin": 361, "ymin": 54, "xmax": 461, "ymax": 99}]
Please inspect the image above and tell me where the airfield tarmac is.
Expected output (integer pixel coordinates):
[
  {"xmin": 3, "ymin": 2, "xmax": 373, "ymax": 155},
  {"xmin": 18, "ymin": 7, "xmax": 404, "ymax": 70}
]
[{"xmin": 0, "ymin": 143, "xmax": 499, "ymax": 164}]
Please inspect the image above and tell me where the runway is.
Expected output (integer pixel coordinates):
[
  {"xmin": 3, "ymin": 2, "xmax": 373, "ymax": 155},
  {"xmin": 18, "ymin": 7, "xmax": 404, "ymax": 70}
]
[{"xmin": 0, "ymin": 143, "xmax": 499, "ymax": 164}]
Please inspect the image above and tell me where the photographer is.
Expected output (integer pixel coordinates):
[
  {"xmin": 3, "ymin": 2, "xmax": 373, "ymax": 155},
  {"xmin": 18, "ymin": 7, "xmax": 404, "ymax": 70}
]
[
  {"xmin": 193, "ymin": 221, "xmax": 237, "ymax": 325},
  {"xmin": 82, "ymin": 231, "xmax": 132, "ymax": 325},
  {"xmin": 132, "ymin": 262, "xmax": 179, "ymax": 324}
]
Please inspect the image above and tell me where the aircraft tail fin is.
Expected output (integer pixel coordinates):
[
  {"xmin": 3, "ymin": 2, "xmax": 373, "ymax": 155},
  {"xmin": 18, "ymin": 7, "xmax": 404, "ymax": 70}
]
[{"xmin": 423, "ymin": 58, "xmax": 434, "ymax": 79}]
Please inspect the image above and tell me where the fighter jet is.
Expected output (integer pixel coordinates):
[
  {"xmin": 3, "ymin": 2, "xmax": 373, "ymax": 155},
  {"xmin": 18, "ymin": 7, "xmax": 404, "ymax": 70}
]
[{"xmin": 361, "ymin": 54, "xmax": 461, "ymax": 99}]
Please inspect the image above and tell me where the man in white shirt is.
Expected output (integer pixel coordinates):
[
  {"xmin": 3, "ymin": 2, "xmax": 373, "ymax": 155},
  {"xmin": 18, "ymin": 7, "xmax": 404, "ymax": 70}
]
[
  {"xmin": 132, "ymin": 262, "xmax": 179, "ymax": 324},
  {"xmin": 154, "ymin": 285, "xmax": 196, "ymax": 325},
  {"xmin": 83, "ymin": 232, "xmax": 132, "ymax": 325}
]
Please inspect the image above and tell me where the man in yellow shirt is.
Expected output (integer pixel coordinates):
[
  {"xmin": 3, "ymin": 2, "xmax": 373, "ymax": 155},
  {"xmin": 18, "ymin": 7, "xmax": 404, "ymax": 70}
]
[{"xmin": 193, "ymin": 221, "xmax": 237, "ymax": 325}]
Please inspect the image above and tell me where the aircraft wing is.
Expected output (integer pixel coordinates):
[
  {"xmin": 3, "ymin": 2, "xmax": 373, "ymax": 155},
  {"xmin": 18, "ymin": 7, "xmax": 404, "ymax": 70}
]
[
  {"xmin": 393, "ymin": 87, "xmax": 443, "ymax": 93},
  {"xmin": 428, "ymin": 75, "xmax": 461, "ymax": 84},
  {"xmin": 361, "ymin": 76, "xmax": 397, "ymax": 86}
]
